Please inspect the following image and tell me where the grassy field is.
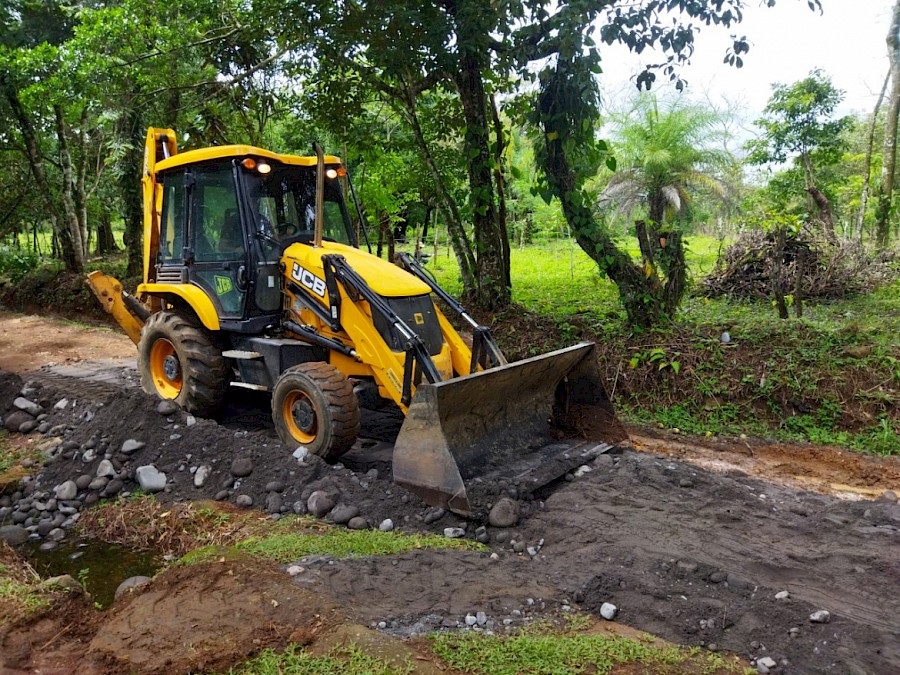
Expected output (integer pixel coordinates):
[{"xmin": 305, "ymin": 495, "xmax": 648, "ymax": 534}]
[{"xmin": 418, "ymin": 235, "xmax": 900, "ymax": 454}]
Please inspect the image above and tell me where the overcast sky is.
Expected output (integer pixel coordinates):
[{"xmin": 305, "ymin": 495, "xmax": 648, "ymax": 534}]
[{"xmin": 596, "ymin": 0, "xmax": 895, "ymax": 127}]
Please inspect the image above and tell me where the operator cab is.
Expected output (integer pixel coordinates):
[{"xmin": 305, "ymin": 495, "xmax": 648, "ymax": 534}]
[{"xmin": 154, "ymin": 152, "xmax": 356, "ymax": 332}]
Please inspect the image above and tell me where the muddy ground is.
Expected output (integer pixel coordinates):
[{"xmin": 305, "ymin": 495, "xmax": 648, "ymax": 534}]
[{"xmin": 0, "ymin": 314, "xmax": 898, "ymax": 674}]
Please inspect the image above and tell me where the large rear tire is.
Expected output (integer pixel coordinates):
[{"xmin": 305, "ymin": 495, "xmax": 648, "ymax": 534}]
[
  {"xmin": 272, "ymin": 362, "xmax": 360, "ymax": 461},
  {"xmin": 138, "ymin": 311, "xmax": 228, "ymax": 416}
]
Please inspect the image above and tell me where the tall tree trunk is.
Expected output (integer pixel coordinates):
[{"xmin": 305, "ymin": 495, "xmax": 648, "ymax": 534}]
[
  {"xmin": 1, "ymin": 77, "xmax": 79, "ymax": 270},
  {"xmin": 400, "ymin": 89, "xmax": 477, "ymax": 296},
  {"xmin": 95, "ymin": 207, "xmax": 119, "ymax": 254},
  {"xmin": 490, "ymin": 94, "xmax": 512, "ymax": 291},
  {"xmin": 807, "ymin": 186, "xmax": 837, "ymax": 243},
  {"xmin": 54, "ymin": 104, "xmax": 87, "ymax": 272},
  {"xmin": 876, "ymin": 0, "xmax": 900, "ymax": 248},
  {"xmin": 454, "ymin": 54, "xmax": 510, "ymax": 309},
  {"xmin": 118, "ymin": 104, "xmax": 145, "ymax": 277},
  {"xmin": 858, "ymin": 69, "xmax": 890, "ymax": 241}
]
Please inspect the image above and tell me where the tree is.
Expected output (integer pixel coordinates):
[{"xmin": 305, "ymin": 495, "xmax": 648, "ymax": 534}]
[
  {"xmin": 746, "ymin": 69, "xmax": 852, "ymax": 244},
  {"xmin": 526, "ymin": 1, "xmax": 821, "ymax": 328},
  {"xmin": 602, "ymin": 95, "xmax": 732, "ymax": 232},
  {"xmin": 876, "ymin": 0, "xmax": 900, "ymax": 248}
]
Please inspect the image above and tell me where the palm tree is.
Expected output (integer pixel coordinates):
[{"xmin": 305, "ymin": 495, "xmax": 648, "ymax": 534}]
[{"xmin": 599, "ymin": 95, "xmax": 733, "ymax": 234}]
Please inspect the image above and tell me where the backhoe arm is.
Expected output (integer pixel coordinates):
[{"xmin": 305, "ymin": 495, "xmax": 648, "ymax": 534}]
[{"xmin": 86, "ymin": 271, "xmax": 149, "ymax": 345}]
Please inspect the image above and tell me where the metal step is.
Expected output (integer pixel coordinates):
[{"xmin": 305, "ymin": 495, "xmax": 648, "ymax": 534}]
[{"xmin": 222, "ymin": 350, "xmax": 263, "ymax": 359}]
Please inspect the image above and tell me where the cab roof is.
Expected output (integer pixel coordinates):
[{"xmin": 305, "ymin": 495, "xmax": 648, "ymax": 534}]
[{"xmin": 154, "ymin": 144, "xmax": 342, "ymax": 172}]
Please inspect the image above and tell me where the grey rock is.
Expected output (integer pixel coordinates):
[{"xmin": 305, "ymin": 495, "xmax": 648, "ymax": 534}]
[
  {"xmin": 0, "ymin": 525, "xmax": 29, "ymax": 545},
  {"xmin": 423, "ymin": 507, "xmax": 445, "ymax": 524},
  {"xmin": 365, "ymin": 468, "xmax": 379, "ymax": 481},
  {"xmin": 88, "ymin": 477, "xmax": 109, "ymax": 491},
  {"xmin": 14, "ymin": 397, "xmax": 42, "ymax": 417},
  {"xmin": 103, "ymin": 479, "xmax": 124, "ymax": 496},
  {"xmin": 307, "ymin": 491, "xmax": 335, "ymax": 517},
  {"xmin": 83, "ymin": 493, "xmax": 99, "ymax": 506},
  {"xmin": 265, "ymin": 493, "xmax": 283, "ymax": 513},
  {"xmin": 880, "ymin": 489, "xmax": 898, "ymax": 502},
  {"xmin": 96, "ymin": 459, "xmax": 116, "ymax": 478},
  {"xmin": 230, "ymin": 458, "xmax": 253, "ymax": 477},
  {"xmin": 75, "ymin": 475, "xmax": 93, "ymax": 490},
  {"xmin": 39, "ymin": 541, "xmax": 57, "ymax": 552},
  {"xmin": 329, "ymin": 503, "xmax": 359, "ymax": 525},
  {"xmin": 775, "ymin": 590, "xmax": 790, "ymax": 600},
  {"xmin": 757, "ymin": 656, "xmax": 777, "ymax": 670},
  {"xmin": 512, "ymin": 540, "xmax": 526, "ymax": 553},
  {"xmin": 265, "ymin": 480, "xmax": 284, "ymax": 493},
  {"xmin": 156, "ymin": 400, "xmax": 179, "ymax": 415},
  {"xmin": 676, "ymin": 559, "xmax": 698, "ymax": 574},
  {"xmin": 47, "ymin": 528, "xmax": 66, "ymax": 542},
  {"xmin": 54, "ymin": 398, "xmax": 70, "ymax": 410},
  {"xmin": 19, "ymin": 420, "xmax": 37, "ymax": 434},
  {"xmin": 378, "ymin": 519, "xmax": 394, "ymax": 532},
  {"xmin": 185, "ymin": 415, "xmax": 196, "ymax": 427},
  {"xmin": 11, "ymin": 511, "xmax": 28, "ymax": 524},
  {"xmin": 347, "ymin": 516, "xmax": 368, "ymax": 530},
  {"xmin": 5, "ymin": 411, "xmax": 34, "ymax": 432},
  {"xmin": 37, "ymin": 521, "xmax": 55, "ymax": 537},
  {"xmin": 115, "ymin": 576, "xmax": 152, "ymax": 600},
  {"xmin": 600, "ymin": 602, "xmax": 618, "ymax": 620},
  {"xmin": 443, "ymin": 527, "xmax": 466, "ymax": 539},
  {"xmin": 135, "ymin": 465, "xmax": 167, "ymax": 493},
  {"xmin": 488, "ymin": 497, "xmax": 520, "ymax": 528},
  {"xmin": 708, "ymin": 571, "xmax": 727, "ymax": 584},
  {"xmin": 809, "ymin": 610, "xmax": 831, "ymax": 624},
  {"xmin": 214, "ymin": 490, "xmax": 230, "ymax": 501},
  {"xmin": 193, "ymin": 464, "xmax": 212, "ymax": 488},
  {"xmin": 235, "ymin": 494, "xmax": 254, "ymax": 508},
  {"xmin": 82, "ymin": 449, "xmax": 97, "ymax": 463},
  {"xmin": 37, "ymin": 422, "xmax": 50, "ymax": 434},
  {"xmin": 476, "ymin": 611, "xmax": 488, "ymax": 626},
  {"xmin": 464, "ymin": 614, "xmax": 478, "ymax": 626},
  {"xmin": 42, "ymin": 574, "xmax": 82, "ymax": 593},
  {"xmin": 121, "ymin": 439, "xmax": 145, "ymax": 455},
  {"xmin": 53, "ymin": 480, "xmax": 78, "ymax": 501}
]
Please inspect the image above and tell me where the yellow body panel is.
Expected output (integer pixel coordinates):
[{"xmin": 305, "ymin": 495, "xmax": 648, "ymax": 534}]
[
  {"xmin": 137, "ymin": 283, "xmax": 221, "ymax": 331},
  {"xmin": 283, "ymin": 241, "xmax": 430, "ymax": 298},
  {"xmin": 155, "ymin": 145, "xmax": 341, "ymax": 172},
  {"xmin": 143, "ymin": 128, "xmax": 177, "ymax": 284}
]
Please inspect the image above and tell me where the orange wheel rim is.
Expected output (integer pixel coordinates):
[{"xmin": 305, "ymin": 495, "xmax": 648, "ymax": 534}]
[
  {"xmin": 149, "ymin": 338, "xmax": 182, "ymax": 399},
  {"xmin": 282, "ymin": 390, "xmax": 317, "ymax": 444}
]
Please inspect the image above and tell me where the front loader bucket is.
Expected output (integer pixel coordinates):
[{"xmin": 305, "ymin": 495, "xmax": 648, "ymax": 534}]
[{"xmin": 392, "ymin": 342, "xmax": 628, "ymax": 516}]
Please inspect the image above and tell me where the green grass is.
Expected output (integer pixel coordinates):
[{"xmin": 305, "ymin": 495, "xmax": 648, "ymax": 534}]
[
  {"xmin": 0, "ymin": 578, "xmax": 48, "ymax": 613},
  {"xmin": 232, "ymin": 527, "xmax": 483, "ymax": 564},
  {"xmin": 421, "ymin": 236, "xmax": 899, "ymax": 454},
  {"xmin": 228, "ymin": 621, "xmax": 752, "ymax": 675},
  {"xmin": 227, "ymin": 644, "xmax": 410, "ymax": 675},
  {"xmin": 176, "ymin": 514, "xmax": 484, "ymax": 566},
  {"xmin": 428, "ymin": 630, "xmax": 749, "ymax": 675},
  {"xmin": 423, "ymin": 234, "xmax": 726, "ymax": 321}
]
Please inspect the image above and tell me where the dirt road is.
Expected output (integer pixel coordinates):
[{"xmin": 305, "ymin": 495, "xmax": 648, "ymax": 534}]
[{"xmin": 0, "ymin": 312, "xmax": 898, "ymax": 674}]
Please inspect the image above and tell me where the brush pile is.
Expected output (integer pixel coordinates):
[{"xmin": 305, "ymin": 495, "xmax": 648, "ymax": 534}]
[{"xmin": 700, "ymin": 230, "xmax": 897, "ymax": 300}]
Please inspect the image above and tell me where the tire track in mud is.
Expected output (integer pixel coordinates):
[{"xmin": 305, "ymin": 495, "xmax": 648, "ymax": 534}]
[{"xmin": 515, "ymin": 453, "xmax": 900, "ymax": 673}]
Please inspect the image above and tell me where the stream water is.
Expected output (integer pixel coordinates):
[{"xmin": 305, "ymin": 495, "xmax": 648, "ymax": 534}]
[{"xmin": 25, "ymin": 539, "xmax": 161, "ymax": 608}]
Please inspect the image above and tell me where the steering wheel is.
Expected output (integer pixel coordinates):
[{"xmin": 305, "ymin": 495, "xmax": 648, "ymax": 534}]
[{"xmin": 277, "ymin": 222, "xmax": 298, "ymax": 236}]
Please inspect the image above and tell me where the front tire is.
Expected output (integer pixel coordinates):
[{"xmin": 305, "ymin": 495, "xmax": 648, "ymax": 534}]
[
  {"xmin": 138, "ymin": 311, "xmax": 228, "ymax": 416},
  {"xmin": 272, "ymin": 362, "xmax": 360, "ymax": 461}
]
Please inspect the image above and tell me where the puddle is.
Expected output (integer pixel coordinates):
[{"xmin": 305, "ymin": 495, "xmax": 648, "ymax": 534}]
[{"xmin": 25, "ymin": 539, "xmax": 162, "ymax": 608}]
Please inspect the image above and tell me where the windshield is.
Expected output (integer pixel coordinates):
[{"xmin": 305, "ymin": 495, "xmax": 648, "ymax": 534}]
[{"xmin": 242, "ymin": 162, "xmax": 355, "ymax": 253}]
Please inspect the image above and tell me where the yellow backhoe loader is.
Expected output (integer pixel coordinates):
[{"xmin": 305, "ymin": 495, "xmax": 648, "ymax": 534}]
[{"xmin": 88, "ymin": 128, "xmax": 627, "ymax": 515}]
